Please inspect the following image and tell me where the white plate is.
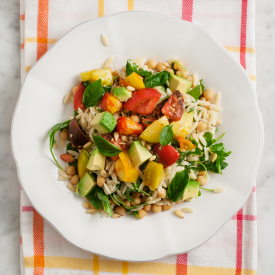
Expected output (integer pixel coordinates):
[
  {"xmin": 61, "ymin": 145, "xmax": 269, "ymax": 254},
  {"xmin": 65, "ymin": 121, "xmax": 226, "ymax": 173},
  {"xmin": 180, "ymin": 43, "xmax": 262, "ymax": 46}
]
[{"xmin": 11, "ymin": 12, "xmax": 263, "ymax": 262}]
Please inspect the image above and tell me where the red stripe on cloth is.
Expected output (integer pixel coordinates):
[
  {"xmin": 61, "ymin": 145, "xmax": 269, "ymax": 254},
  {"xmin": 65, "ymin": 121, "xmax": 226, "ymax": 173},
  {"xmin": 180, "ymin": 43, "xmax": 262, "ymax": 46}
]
[
  {"xmin": 20, "ymin": 43, "xmax": 24, "ymax": 49},
  {"xmin": 240, "ymin": 0, "xmax": 248, "ymax": 69},
  {"xmin": 20, "ymin": 14, "xmax": 25, "ymax": 20},
  {"xmin": 236, "ymin": 208, "xmax": 243, "ymax": 275},
  {"xmin": 37, "ymin": 0, "xmax": 49, "ymax": 60},
  {"xmin": 232, "ymin": 214, "xmax": 257, "ymax": 221},
  {"xmin": 182, "ymin": 0, "xmax": 193, "ymax": 22},
  {"xmin": 176, "ymin": 253, "xmax": 188, "ymax": 275},
  {"xmin": 33, "ymin": 210, "xmax": 45, "ymax": 274},
  {"xmin": 22, "ymin": 206, "xmax": 34, "ymax": 212},
  {"xmin": 252, "ymin": 186, "xmax": 256, "ymax": 192}
]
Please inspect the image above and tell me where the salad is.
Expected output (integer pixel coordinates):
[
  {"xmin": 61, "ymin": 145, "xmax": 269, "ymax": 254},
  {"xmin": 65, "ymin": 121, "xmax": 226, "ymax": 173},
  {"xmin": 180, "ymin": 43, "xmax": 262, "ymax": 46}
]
[{"xmin": 49, "ymin": 57, "xmax": 231, "ymax": 219}]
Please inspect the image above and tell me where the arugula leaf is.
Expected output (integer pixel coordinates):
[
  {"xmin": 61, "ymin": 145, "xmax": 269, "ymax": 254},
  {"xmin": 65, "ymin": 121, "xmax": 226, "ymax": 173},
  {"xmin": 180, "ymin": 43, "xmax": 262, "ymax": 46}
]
[
  {"xmin": 83, "ymin": 79, "xmax": 104, "ymax": 107},
  {"xmin": 159, "ymin": 125, "xmax": 174, "ymax": 146},
  {"xmin": 92, "ymin": 135, "xmax": 122, "ymax": 157},
  {"xmin": 130, "ymin": 211, "xmax": 140, "ymax": 218},
  {"xmin": 172, "ymin": 61, "xmax": 187, "ymax": 72},
  {"xmin": 109, "ymin": 194, "xmax": 120, "ymax": 206},
  {"xmin": 132, "ymin": 182, "xmax": 151, "ymax": 197},
  {"xmin": 204, "ymin": 132, "xmax": 226, "ymax": 147},
  {"xmin": 112, "ymin": 194, "xmax": 148, "ymax": 210},
  {"xmin": 167, "ymin": 169, "xmax": 190, "ymax": 202},
  {"xmin": 188, "ymin": 85, "xmax": 201, "ymax": 102},
  {"xmin": 139, "ymin": 159, "xmax": 149, "ymax": 171},
  {"xmin": 144, "ymin": 71, "xmax": 170, "ymax": 88},
  {"xmin": 188, "ymin": 107, "xmax": 195, "ymax": 113},
  {"xmin": 87, "ymin": 185, "xmax": 103, "ymax": 210},
  {"xmin": 211, "ymin": 143, "xmax": 231, "ymax": 174},
  {"xmin": 97, "ymin": 191, "xmax": 113, "ymax": 216},
  {"xmin": 171, "ymin": 139, "xmax": 180, "ymax": 148},
  {"xmin": 103, "ymin": 85, "xmax": 112, "ymax": 93},
  {"xmin": 126, "ymin": 189, "xmax": 134, "ymax": 202},
  {"xmin": 188, "ymin": 136, "xmax": 203, "ymax": 155},
  {"xmin": 48, "ymin": 120, "xmax": 70, "ymax": 170},
  {"xmin": 126, "ymin": 59, "xmax": 152, "ymax": 78},
  {"xmin": 74, "ymin": 110, "xmax": 78, "ymax": 118},
  {"xmin": 200, "ymin": 79, "xmax": 205, "ymax": 91},
  {"xmin": 198, "ymin": 190, "xmax": 201, "ymax": 196}
]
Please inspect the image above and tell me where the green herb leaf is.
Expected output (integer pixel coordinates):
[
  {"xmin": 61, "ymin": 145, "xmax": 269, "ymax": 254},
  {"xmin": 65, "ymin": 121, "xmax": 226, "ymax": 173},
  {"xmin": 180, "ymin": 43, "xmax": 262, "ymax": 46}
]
[
  {"xmin": 48, "ymin": 120, "xmax": 70, "ymax": 170},
  {"xmin": 188, "ymin": 85, "xmax": 201, "ymax": 102},
  {"xmin": 144, "ymin": 71, "xmax": 170, "ymax": 88},
  {"xmin": 167, "ymin": 169, "xmax": 190, "ymax": 202},
  {"xmin": 126, "ymin": 189, "xmax": 134, "ymax": 202},
  {"xmin": 83, "ymin": 81, "xmax": 90, "ymax": 88},
  {"xmin": 87, "ymin": 185, "xmax": 103, "ymax": 210},
  {"xmin": 103, "ymin": 85, "xmax": 112, "ymax": 93},
  {"xmin": 130, "ymin": 211, "xmax": 140, "ymax": 218},
  {"xmin": 200, "ymin": 79, "xmax": 205, "ymax": 91},
  {"xmin": 159, "ymin": 125, "xmax": 174, "ymax": 146},
  {"xmin": 83, "ymin": 79, "xmax": 104, "ymax": 107},
  {"xmin": 66, "ymin": 143, "xmax": 78, "ymax": 170},
  {"xmin": 74, "ymin": 110, "xmax": 78, "ymax": 118},
  {"xmin": 112, "ymin": 194, "xmax": 148, "ymax": 210},
  {"xmin": 92, "ymin": 135, "xmax": 122, "ymax": 157},
  {"xmin": 126, "ymin": 59, "xmax": 152, "ymax": 78},
  {"xmin": 97, "ymin": 191, "xmax": 113, "ymax": 216}
]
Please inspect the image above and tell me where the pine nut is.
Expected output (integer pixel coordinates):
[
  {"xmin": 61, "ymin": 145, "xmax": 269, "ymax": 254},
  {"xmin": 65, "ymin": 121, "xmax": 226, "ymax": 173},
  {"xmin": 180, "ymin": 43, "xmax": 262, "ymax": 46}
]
[
  {"xmin": 181, "ymin": 207, "xmax": 195, "ymax": 213},
  {"xmin": 105, "ymin": 55, "xmax": 113, "ymax": 67},
  {"xmin": 146, "ymin": 144, "xmax": 151, "ymax": 151},
  {"xmin": 149, "ymin": 155, "xmax": 156, "ymax": 161},
  {"xmin": 63, "ymin": 92, "xmax": 71, "ymax": 105},
  {"xmin": 82, "ymin": 201, "xmax": 90, "ymax": 209},
  {"xmin": 212, "ymin": 153, "xmax": 218, "ymax": 163},
  {"xmin": 121, "ymin": 135, "xmax": 128, "ymax": 142},
  {"xmin": 100, "ymin": 170, "xmax": 107, "ymax": 177},
  {"xmin": 67, "ymin": 183, "xmax": 76, "ymax": 192},
  {"xmin": 114, "ymin": 132, "xmax": 119, "ymax": 141},
  {"xmin": 214, "ymin": 188, "xmax": 226, "ymax": 193},
  {"xmin": 141, "ymin": 140, "xmax": 146, "ymax": 146},
  {"xmin": 86, "ymin": 209, "xmax": 97, "ymax": 214},
  {"xmin": 127, "ymin": 86, "xmax": 135, "ymax": 92},
  {"xmin": 174, "ymin": 209, "xmax": 184, "ymax": 218},
  {"xmin": 83, "ymin": 141, "xmax": 92, "ymax": 148},
  {"xmin": 101, "ymin": 33, "xmax": 109, "ymax": 47},
  {"xmin": 112, "ymin": 214, "xmax": 121, "ymax": 219},
  {"xmin": 127, "ymin": 140, "xmax": 133, "ymax": 147},
  {"xmin": 119, "ymin": 142, "xmax": 126, "ymax": 145}
]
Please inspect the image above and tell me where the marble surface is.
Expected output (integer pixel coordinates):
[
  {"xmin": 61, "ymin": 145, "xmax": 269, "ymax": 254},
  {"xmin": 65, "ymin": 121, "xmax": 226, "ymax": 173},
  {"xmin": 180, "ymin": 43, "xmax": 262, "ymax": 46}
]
[{"xmin": 0, "ymin": 0, "xmax": 274, "ymax": 274}]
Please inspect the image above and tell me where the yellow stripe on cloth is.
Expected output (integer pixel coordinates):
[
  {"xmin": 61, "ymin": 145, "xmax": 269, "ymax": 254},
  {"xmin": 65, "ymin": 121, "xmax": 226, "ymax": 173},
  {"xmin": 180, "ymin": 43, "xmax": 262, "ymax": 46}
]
[
  {"xmin": 224, "ymin": 46, "xmax": 255, "ymax": 53},
  {"xmin": 25, "ymin": 66, "xmax": 31, "ymax": 72},
  {"xmin": 98, "ymin": 0, "xmax": 104, "ymax": 17},
  {"xmin": 128, "ymin": 262, "xmax": 176, "ymax": 275},
  {"xmin": 128, "ymin": 0, "xmax": 134, "ymax": 11},
  {"xmin": 187, "ymin": 266, "xmax": 257, "ymax": 275},
  {"xmin": 249, "ymin": 75, "xmax": 256, "ymax": 81}
]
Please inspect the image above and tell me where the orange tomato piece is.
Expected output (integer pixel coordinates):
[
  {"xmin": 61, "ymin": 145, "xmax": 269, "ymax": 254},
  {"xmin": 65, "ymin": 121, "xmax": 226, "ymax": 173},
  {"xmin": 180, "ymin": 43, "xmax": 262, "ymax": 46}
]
[
  {"xmin": 116, "ymin": 117, "xmax": 144, "ymax": 136},
  {"xmin": 178, "ymin": 137, "xmax": 196, "ymax": 151},
  {"xmin": 101, "ymin": 93, "xmax": 122, "ymax": 114}
]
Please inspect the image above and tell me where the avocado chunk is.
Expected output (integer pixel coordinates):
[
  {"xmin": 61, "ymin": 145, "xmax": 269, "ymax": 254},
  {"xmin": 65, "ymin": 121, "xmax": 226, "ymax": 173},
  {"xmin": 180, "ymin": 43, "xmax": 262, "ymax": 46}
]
[
  {"xmin": 90, "ymin": 111, "xmax": 117, "ymax": 134},
  {"xmin": 169, "ymin": 74, "xmax": 192, "ymax": 94},
  {"xmin": 78, "ymin": 172, "xmax": 96, "ymax": 197},
  {"xmin": 128, "ymin": 141, "xmax": 152, "ymax": 167},
  {"xmin": 86, "ymin": 148, "xmax": 106, "ymax": 170},
  {"xmin": 113, "ymin": 87, "xmax": 132, "ymax": 102},
  {"xmin": 183, "ymin": 180, "xmax": 200, "ymax": 200}
]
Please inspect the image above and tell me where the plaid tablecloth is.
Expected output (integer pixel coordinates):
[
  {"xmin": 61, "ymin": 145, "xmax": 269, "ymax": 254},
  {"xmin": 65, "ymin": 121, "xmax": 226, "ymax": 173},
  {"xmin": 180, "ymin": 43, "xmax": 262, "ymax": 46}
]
[{"xmin": 19, "ymin": 0, "xmax": 257, "ymax": 274}]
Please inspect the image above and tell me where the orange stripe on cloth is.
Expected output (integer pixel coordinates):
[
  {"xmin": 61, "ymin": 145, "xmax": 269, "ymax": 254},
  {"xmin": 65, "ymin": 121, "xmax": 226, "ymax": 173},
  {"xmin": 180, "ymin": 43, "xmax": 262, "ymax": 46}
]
[
  {"xmin": 37, "ymin": 0, "xmax": 49, "ymax": 60},
  {"xmin": 25, "ymin": 37, "xmax": 57, "ymax": 44},
  {"xmin": 187, "ymin": 266, "xmax": 256, "ymax": 275},
  {"xmin": 93, "ymin": 255, "xmax": 99, "ymax": 275},
  {"xmin": 122, "ymin": 261, "xmax": 128, "ymax": 274},
  {"xmin": 224, "ymin": 46, "xmax": 255, "ymax": 53},
  {"xmin": 128, "ymin": 0, "xmax": 134, "ymax": 11},
  {"xmin": 21, "ymin": 43, "xmax": 24, "ymax": 49},
  {"xmin": 98, "ymin": 0, "xmax": 104, "ymax": 17},
  {"xmin": 20, "ymin": 14, "xmax": 25, "ymax": 20},
  {"xmin": 33, "ymin": 210, "xmax": 45, "ymax": 274}
]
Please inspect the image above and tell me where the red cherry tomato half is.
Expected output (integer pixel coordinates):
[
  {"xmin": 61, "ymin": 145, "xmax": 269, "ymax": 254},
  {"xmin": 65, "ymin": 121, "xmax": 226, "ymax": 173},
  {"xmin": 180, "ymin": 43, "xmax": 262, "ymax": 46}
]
[
  {"xmin": 74, "ymin": 82, "xmax": 86, "ymax": 110},
  {"xmin": 123, "ymin": 88, "xmax": 161, "ymax": 115},
  {"xmin": 161, "ymin": 90, "xmax": 184, "ymax": 122},
  {"xmin": 101, "ymin": 93, "xmax": 122, "ymax": 114},
  {"xmin": 116, "ymin": 117, "xmax": 144, "ymax": 136},
  {"xmin": 154, "ymin": 144, "xmax": 180, "ymax": 168},
  {"xmin": 142, "ymin": 117, "xmax": 157, "ymax": 128},
  {"xmin": 60, "ymin": 153, "xmax": 75, "ymax": 163}
]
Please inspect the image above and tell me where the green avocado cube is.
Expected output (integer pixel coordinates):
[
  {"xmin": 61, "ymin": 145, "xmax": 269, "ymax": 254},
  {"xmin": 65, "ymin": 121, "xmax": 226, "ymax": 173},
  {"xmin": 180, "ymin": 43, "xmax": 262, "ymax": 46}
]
[
  {"xmin": 86, "ymin": 148, "xmax": 106, "ymax": 170},
  {"xmin": 78, "ymin": 172, "xmax": 96, "ymax": 197},
  {"xmin": 113, "ymin": 87, "xmax": 132, "ymax": 102},
  {"xmin": 129, "ymin": 141, "xmax": 152, "ymax": 168},
  {"xmin": 90, "ymin": 111, "xmax": 117, "ymax": 134},
  {"xmin": 183, "ymin": 180, "xmax": 200, "ymax": 200},
  {"xmin": 169, "ymin": 74, "xmax": 192, "ymax": 94}
]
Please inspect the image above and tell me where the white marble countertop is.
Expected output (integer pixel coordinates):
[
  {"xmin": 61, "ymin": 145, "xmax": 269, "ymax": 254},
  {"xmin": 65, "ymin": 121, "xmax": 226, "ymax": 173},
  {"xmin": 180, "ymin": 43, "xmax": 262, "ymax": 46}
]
[{"xmin": 0, "ymin": 0, "xmax": 274, "ymax": 274}]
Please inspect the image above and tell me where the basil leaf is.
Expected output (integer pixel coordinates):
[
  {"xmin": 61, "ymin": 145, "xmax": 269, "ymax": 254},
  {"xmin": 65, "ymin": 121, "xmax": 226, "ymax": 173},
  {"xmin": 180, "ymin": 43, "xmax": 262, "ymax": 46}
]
[
  {"xmin": 83, "ymin": 79, "xmax": 104, "ymax": 107},
  {"xmin": 87, "ymin": 185, "xmax": 103, "ymax": 210},
  {"xmin": 92, "ymin": 135, "xmax": 122, "ymax": 157},
  {"xmin": 126, "ymin": 59, "xmax": 152, "ymax": 78},
  {"xmin": 83, "ymin": 80, "xmax": 90, "ymax": 88},
  {"xmin": 188, "ymin": 85, "xmax": 201, "ymax": 102},
  {"xmin": 144, "ymin": 71, "xmax": 170, "ymax": 88},
  {"xmin": 159, "ymin": 125, "xmax": 174, "ymax": 146},
  {"xmin": 200, "ymin": 79, "xmax": 205, "ymax": 91},
  {"xmin": 167, "ymin": 169, "xmax": 190, "ymax": 202},
  {"xmin": 97, "ymin": 191, "xmax": 113, "ymax": 216},
  {"xmin": 48, "ymin": 120, "xmax": 70, "ymax": 170}
]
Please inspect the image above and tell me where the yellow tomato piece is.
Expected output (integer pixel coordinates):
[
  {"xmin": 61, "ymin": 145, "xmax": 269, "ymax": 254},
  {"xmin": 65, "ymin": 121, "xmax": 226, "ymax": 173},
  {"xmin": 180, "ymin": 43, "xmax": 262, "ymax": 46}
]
[
  {"xmin": 178, "ymin": 137, "xmax": 196, "ymax": 151},
  {"xmin": 143, "ymin": 162, "xmax": 164, "ymax": 191},
  {"xmin": 120, "ymin": 72, "xmax": 145, "ymax": 90},
  {"xmin": 171, "ymin": 111, "xmax": 194, "ymax": 139},
  {"xmin": 114, "ymin": 152, "xmax": 139, "ymax": 182},
  {"xmin": 139, "ymin": 116, "xmax": 169, "ymax": 143},
  {"xmin": 81, "ymin": 69, "xmax": 113, "ymax": 86},
  {"xmin": 77, "ymin": 150, "xmax": 89, "ymax": 179}
]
